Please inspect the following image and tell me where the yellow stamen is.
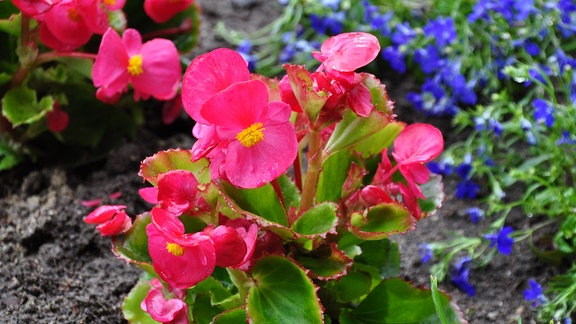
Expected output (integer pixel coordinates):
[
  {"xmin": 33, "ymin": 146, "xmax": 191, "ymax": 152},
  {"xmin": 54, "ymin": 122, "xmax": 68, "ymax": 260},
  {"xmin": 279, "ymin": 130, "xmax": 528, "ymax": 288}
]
[
  {"xmin": 236, "ymin": 122, "xmax": 265, "ymax": 147},
  {"xmin": 127, "ymin": 54, "xmax": 144, "ymax": 76},
  {"xmin": 103, "ymin": 0, "xmax": 116, "ymax": 5},
  {"xmin": 68, "ymin": 8, "xmax": 80, "ymax": 22},
  {"xmin": 166, "ymin": 242, "xmax": 185, "ymax": 256}
]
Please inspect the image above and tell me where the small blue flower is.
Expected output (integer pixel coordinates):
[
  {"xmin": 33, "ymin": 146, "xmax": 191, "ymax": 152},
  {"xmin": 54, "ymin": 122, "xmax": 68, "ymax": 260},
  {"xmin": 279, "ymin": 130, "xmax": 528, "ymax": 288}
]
[
  {"xmin": 237, "ymin": 39, "xmax": 256, "ymax": 72},
  {"xmin": 450, "ymin": 256, "xmax": 476, "ymax": 296},
  {"xmin": 414, "ymin": 45, "xmax": 442, "ymax": 74},
  {"xmin": 456, "ymin": 179, "xmax": 480, "ymax": 199},
  {"xmin": 427, "ymin": 158, "xmax": 454, "ymax": 176},
  {"xmin": 465, "ymin": 207, "xmax": 485, "ymax": 223},
  {"xmin": 381, "ymin": 46, "xmax": 406, "ymax": 74},
  {"xmin": 532, "ymin": 98, "xmax": 555, "ymax": 128},
  {"xmin": 369, "ymin": 11, "xmax": 394, "ymax": 37},
  {"xmin": 484, "ymin": 226, "xmax": 514, "ymax": 255},
  {"xmin": 391, "ymin": 22, "xmax": 416, "ymax": 46},
  {"xmin": 557, "ymin": 131, "xmax": 576, "ymax": 145},
  {"xmin": 418, "ymin": 243, "xmax": 433, "ymax": 263},
  {"xmin": 423, "ymin": 16, "xmax": 457, "ymax": 47},
  {"xmin": 523, "ymin": 278, "xmax": 547, "ymax": 307}
]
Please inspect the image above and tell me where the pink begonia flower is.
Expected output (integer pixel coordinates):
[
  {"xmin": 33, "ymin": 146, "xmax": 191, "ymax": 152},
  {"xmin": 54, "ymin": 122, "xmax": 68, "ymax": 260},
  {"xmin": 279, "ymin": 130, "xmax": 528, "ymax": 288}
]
[
  {"xmin": 141, "ymin": 278, "xmax": 189, "ymax": 324},
  {"xmin": 148, "ymin": 208, "xmax": 215, "ymax": 288},
  {"xmin": 92, "ymin": 28, "xmax": 181, "ymax": 104},
  {"xmin": 46, "ymin": 103, "xmax": 69, "ymax": 132},
  {"xmin": 84, "ymin": 205, "xmax": 132, "ymax": 236},
  {"xmin": 12, "ymin": 0, "xmax": 62, "ymax": 17},
  {"xmin": 155, "ymin": 170, "xmax": 210, "ymax": 216},
  {"xmin": 203, "ymin": 217, "xmax": 259, "ymax": 268},
  {"xmin": 37, "ymin": 0, "xmax": 96, "ymax": 51},
  {"xmin": 144, "ymin": 0, "xmax": 193, "ymax": 23},
  {"xmin": 313, "ymin": 32, "xmax": 380, "ymax": 75},
  {"xmin": 181, "ymin": 48, "xmax": 250, "ymax": 124},
  {"xmin": 196, "ymin": 79, "xmax": 298, "ymax": 188}
]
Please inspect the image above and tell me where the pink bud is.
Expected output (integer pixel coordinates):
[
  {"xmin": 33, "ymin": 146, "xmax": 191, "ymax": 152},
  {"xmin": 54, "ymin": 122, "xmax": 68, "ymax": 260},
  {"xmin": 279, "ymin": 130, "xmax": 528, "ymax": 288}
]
[{"xmin": 84, "ymin": 205, "xmax": 131, "ymax": 236}]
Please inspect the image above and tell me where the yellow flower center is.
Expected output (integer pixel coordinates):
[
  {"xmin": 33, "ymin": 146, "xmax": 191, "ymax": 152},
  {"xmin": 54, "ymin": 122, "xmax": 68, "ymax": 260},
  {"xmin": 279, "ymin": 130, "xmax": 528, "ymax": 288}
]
[
  {"xmin": 68, "ymin": 8, "xmax": 80, "ymax": 22},
  {"xmin": 103, "ymin": 0, "xmax": 116, "ymax": 5},
  {"xmin": 166, "ymin": 242, "xmax": 185, "ymax": 256},
  {"xmin": 127, "ymin": 54, "xmax": 144, "ymax": 76},
  {"xmin": 236, "ymin": 122, "xmax": 265, "ymax": 147}
]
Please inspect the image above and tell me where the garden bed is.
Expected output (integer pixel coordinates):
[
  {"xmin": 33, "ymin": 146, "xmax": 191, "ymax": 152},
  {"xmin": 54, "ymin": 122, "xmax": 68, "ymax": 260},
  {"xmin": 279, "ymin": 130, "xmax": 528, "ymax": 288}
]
[{"xmin": 0, "ymin": 0, "xmax": 558, "ymax": 323}]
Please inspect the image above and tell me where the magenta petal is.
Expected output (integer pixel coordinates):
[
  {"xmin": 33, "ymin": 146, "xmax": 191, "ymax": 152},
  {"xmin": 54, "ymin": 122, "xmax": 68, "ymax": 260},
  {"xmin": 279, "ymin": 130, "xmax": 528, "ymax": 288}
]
[
  {"xmin": 131, "ymin": 38, "xmax": 181, "ymax": 101},
  {"xmin": 84, "ymin": 205, "xmax": 127, "ymax": 224},
  {"xmin": 146, "ymin": 224, "xmax": 216, "ymax": 289},
  {"xmin": 96, "ymin": 210, "xmax": 132, "ymax": 236},
  {"xmin": 392, "ymin": 123, "xmax": 444, "ymax": 165},
  {"xmin": 144, "ymin": 0, "xmax": 192, "ymax": 23},
  {"xmin": 92, "ymin": 28, "xmax": 129, "ymax": 89},
  {"xmin": 319, "ymin": 32, "xmax": 380, "ymax": 72},
  {"xmin": 122, "ymin": 28, "xmax": 143, "ymax": 55},
  {"xmin": 43, "ymin": 1, "xmax": 93, "ymax": 47},
  {"xmin": 181, "ymin": 48, "xmax": 250, "ymax": 123},
  {"xmin": 142, "ymin": 289, "xmax": 188, "ymax": 324},
  {"xmin": 208, "ymin": 225, "xmax": 246, "ymax": 267},
  {"xmin": 139, "ymin": 187, "xmax": 159, "ymax": 204},
  {"xmin": 225, "ymin": 122, "xmax": 297, "ymax": 188},
  {"xmin": 201, "ymin": 80, "xmax": 269, "ymax": 130},
  {"xmin": 347, "ymin": 82, "xmax": 373, "ymax": 117}
]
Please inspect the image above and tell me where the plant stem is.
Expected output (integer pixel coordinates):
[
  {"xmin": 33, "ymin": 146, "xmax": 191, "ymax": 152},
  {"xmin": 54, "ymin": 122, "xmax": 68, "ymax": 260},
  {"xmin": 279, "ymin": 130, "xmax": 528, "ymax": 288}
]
[{"xmin": 300, "ymin": 129, "xmax": 322, "ymax": 212}]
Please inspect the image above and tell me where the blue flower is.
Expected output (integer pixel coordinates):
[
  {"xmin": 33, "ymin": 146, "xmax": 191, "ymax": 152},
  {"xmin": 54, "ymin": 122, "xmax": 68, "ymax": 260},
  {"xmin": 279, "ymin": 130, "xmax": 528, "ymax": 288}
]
[
  {"xmin": 456, "ymin": 179, "xmax": 480, "ymax": 199},
  {"xmin": 484, "ymin": 226, "xmax": 514, "ymax": 255},
  {"xmin": 309, "ymin": 12, "xmax": 345, "ymax": 35},
  {"xmin": 369, "ymin": 11, "xmax": 394, "ymax": 37},
  {"xmin": 532, "ymin": 98, "xmax": 555, "ymax": 128},
  {"xmin": 237, "ymin": 39, "xmax": 256, "ymax": 72},
  {"xmin": 557, "ymin": 131, "xmax": 576, "ymax": 145},
  {"xmin": 465, "ymin": 207, "xmax": 485, "ymax": 223},
  {"xmin": 523, "ymin": 278, "xmax": 547, "ymax": 307},
  {"xmin": 450, "ymin": 256, "xmax": 476, "ymax": 296},
  {"xmin": 423, "ymin": 16, "xmax": 457, "ymax": 47},
  {"xmin": 427, "ymin": 158, "xmax": 454, "ymax": 176},
  {"xmin": 391, "ymin": 22, "xmax": 416, "ymax": 46},
  {"xmin": 381, "ymin": 46, "xmax": 406, "ymax": 73},
  {"xmin": 414, "ymin": 45, "xmax": 442, "ymax": 74},
  {"xmin": 418, "ymin": 243, "xmax": 433, "ymax": 263}
]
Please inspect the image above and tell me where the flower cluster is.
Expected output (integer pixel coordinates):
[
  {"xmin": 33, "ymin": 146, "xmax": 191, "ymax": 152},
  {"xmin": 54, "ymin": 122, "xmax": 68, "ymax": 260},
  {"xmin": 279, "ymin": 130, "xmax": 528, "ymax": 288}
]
[
  {"xmin": 0, "ymin": 0, "xmax": 199, "ymax": 169},
  {"xmin": 85, "ymin": 32, "xmax": 459, "ymax": 323}
]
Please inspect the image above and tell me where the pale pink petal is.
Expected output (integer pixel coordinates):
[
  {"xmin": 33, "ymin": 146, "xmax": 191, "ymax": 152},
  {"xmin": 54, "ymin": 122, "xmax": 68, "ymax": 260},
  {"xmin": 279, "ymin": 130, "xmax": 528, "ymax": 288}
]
[
  {"xmin": 181, "ymin": 48, "xmax": 250, "ymax": 124},
  {"xmin": 392, "ymin": 123, "xmax": 444, "ymax": 165},
  {"xmin": 316, "ymin": 32, "xmax": 380, "ymax": 72},
  {"xmin": 139, "ymin": 187, "xmax": 159, "ymax": 204}
]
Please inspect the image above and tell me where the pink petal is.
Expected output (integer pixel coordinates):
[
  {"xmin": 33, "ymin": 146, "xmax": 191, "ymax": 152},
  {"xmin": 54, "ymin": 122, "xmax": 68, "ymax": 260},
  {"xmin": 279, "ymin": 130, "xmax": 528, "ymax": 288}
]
[
  {"xmin": 347, "ymin": 82, "xmax": 373, "ymax": 117},
  {"xmin": 81, "ymin": 198, "xmax": 103, "ymax": 207},
  {"xmin": 95, "ymin": 210, "xmax": 132, "ymax": 236},
  {"xmin": 131, "ymin": 38, "xmax": 181, "ymax": 101},
  {"xmin": 201, "ymin": 80, "xmax": 268, "ymax": 130},
  {"xmin": 392, "ymin": 123, "xmax": 444, "ymax": 165},
  {"xmin": 139, "ymin": 187, "xmax": 159, "ymax": 204},
  {"xmin": 181, "ymin": 48, "xmax": 250, "ymax": 124},
  {"xmin": 146, "ymin": 224, "xmax": 216, "ymax": 289},
  {"xmin": 317, "ymin": 32, "xmax": 380, "ymax": 72},
  {"xmin": 42, "ymin": 1, "xmax": 93, "ymax": 48},
  {"xmin": 206, "ymin": 225, "xmax": 246, "ymax": 267},
  {"xmin": 122, "ymin": 28, "xmax": 143, "ymax": 55},
  {"xmin": 46, "ymin": 105, "xmax": 69, "ymax": 132},
  {"xmin": 156, "ymin": 170, "xmax": 200, "ymax": 215},
  {"xmin": 142, "ymin": 289, "xmax": 188, "ymax": 324},
  {"xmin": 84, "ymin": 205, "xmax": 126, "ymax": 224},
  {"xmin": 92, "ymin": 28, "xmax": 129, "ymax": 89},
  {"xmin": 144, "ymin": 0, "xmax": 193, "ymax": 23}
]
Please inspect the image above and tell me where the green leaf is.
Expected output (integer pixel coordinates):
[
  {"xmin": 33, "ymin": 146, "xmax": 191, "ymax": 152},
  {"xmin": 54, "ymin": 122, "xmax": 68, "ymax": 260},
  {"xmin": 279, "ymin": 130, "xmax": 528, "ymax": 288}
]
[
  {"xmin": 330, "ymin": 270, "xmax": 372, "ymax": 302},
  {"xmin": 354, "ymin": 239, "xmax": 400, "ymax": 279},
  {"xmin": 247, "ymin": 256, "xmax": 323, "ymax": 324},
  {"xmin": 0, "ymin": 12, "xmax": 21, "ymax": 35},
  {"xmin": 349, "ymin": 203, "xmax": 414, "ymax": 240},
  {"xmin": 291, "ymin": 202, "xmax": 338, "ymax": 236},
  {"xmin": 278, "ymin": 174, "xmax": 301, "ymax": 209},
  {"xmin": 292, "ymin": 243, "xmax": 353, "ymax": 280},
  {"xmin": 325, "ymin": 110, "xmax": 392, "ymax": 155},
  {"xmin": 113, "ymin": 213, "xmax": 152, "ymax": 264},
  {"xmin": 431, "ymin": 276, "xmax": 449, "ymax": 324},
  {"xmin": 122, "ymin": 274, "xmax": 158, "ymax": 324},
  {"xmin": 192, "ymin": 294, "xmax": 220, "ymax": 324},
  {"xmin": 139, "ymin": 149, "xmax": 210, "ymax": 186},
  {"xmin": 221, "ymin": 182, "xmax": 288, "ymax": 226},
  {"xmin": 419, "ymin": 174, "xmax": 445, "ymax": 214},
  {"xmin": 317, "ymin": 150, "xmax": 353, "ymax": 202},
  {"xmin": 2, "ymin": 86, "xmax": 53, "ymax": 126},
  {"xmin": 340, "ymin": 277, "xmax": 464, "ymax": 324},
  {"xmin": 212, "ymin": 308, "xmax": 247, "ymax": 324},
  {"xmin": 352, "ymin": 121, "xmax": 405, "ymax": 158}
]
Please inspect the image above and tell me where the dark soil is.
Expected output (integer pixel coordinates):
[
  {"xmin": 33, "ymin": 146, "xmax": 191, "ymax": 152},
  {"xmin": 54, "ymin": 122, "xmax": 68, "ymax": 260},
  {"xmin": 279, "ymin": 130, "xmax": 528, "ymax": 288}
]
[{"xmin": 0, "ymin": 1, "xmax": 558, "ymax": 323}]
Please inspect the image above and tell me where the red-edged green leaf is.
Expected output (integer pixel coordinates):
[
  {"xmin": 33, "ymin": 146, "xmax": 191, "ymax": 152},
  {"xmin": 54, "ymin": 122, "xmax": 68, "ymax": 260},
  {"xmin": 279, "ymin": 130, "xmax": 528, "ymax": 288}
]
[
  {"xmin": 220, "ymin": 181, "xmax": 288, "ymax": 227},
  {"xmin": 362, "ymin": 73, "xmax": 394, "ymax": 114},
  {"xmin": 291, "ymin": 202, "xmax": 339, "ymax": 237},
  {"xmin": 330, "ymin": 269, "xmax": 372, "ymax": 302},
  {"xmin": 392, "ymin": 123, "xmax": 444, "ymax": 165},
  {"xmin": 284, "ymin": 64, "xmax": 329, "ymax": 123},
  {"xmin": 317, "ymin": 150, "xmax": 353, "ymax": 202},
  {"xmin": 139, "ymin": 149, "xmax": 210, "ymax": 186},
  {"xmin": 2, "ymin": 86, "xmax": 54, "ymax": 126},
  {"xmin": 122, "ymin": 274, "xmax": 158, "ymax": 324},
  {"xmin": 113, "ymin": 213, "xmax": 152, "ymax": 265},
  {"xmin": 325, "ymin": 110, "xmax": 393, "ymax": 156},
  {"xmin": 349, "ymin": 203, "xmax": 414, "ymax": 240},
  {"xmin": 340, "ymin": 277, "xmax": 465, "ymax": 324},
  {"xmin": 212, "ymin": 308, "xmax": 246, "ymax": 324},
  {"xmin": 292, "ymin": 243, "xmax": 353, "ymax": 280},
  {"xmin": 247, "ymin": 256, "xmax": 323, "ymax": 324},
  {"xmin": 354, "ymin": 239, "xmax": 400, "ymax": 279},
  {"xmin": 352, "ymin": 121, "xmax": 405, "ymax": 158}
]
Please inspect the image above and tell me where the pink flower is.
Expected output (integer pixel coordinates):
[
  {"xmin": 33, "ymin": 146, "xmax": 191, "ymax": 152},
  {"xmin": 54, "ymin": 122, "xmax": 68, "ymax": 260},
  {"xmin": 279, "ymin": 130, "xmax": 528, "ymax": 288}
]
[
  {"xmin": 12, "ymin": 0, "xmax": 62, "ymax": 17},
  {"xmin": 203, "ymin": 217, "xmax": 259, "ymax": 268},
  {"xmin": 144, "ymin": 0, "xmax": 193, "ymax": 23},
  {"xmin": 37, "ymin": 0, "xmax": 96, "ymax": 51},
  {"xmin": 92, "ymin": 28, "xmax": 181, "ymax": 104},
  {"xmin": 313, "ymin": 32, "xmax": 380, "ymax": 76},
  {"xmin": 84, "ymin": 205, "xmax": 131, "ymax": 236},
  {"xmin": 155, "ymin": 170, "xmax": 210, "ymax": 216},
  {"xmin": 195, "ymin": 79, "xmax": 298, "ymax": 188},
  {"xmin": 181, "ymin": 48, "xmax": 250, "ymax": 124},
  {"xmin": 46, "ymin": 103, "xmax": 69, "ymax": 132},
  {"xmin": 148, "ymin": 208, "xmax": 215, "ymax": 288},
  {"xmin": 141, "ymin": 278, "xmax": 189, "ymax": 324}
]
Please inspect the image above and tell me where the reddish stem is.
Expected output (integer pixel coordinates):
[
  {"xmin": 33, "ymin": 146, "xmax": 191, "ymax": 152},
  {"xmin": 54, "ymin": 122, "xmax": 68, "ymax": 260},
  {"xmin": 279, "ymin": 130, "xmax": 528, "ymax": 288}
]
[{"xmin": 293, "ymin": 151, "xmax": 303, "ymax": 192}]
